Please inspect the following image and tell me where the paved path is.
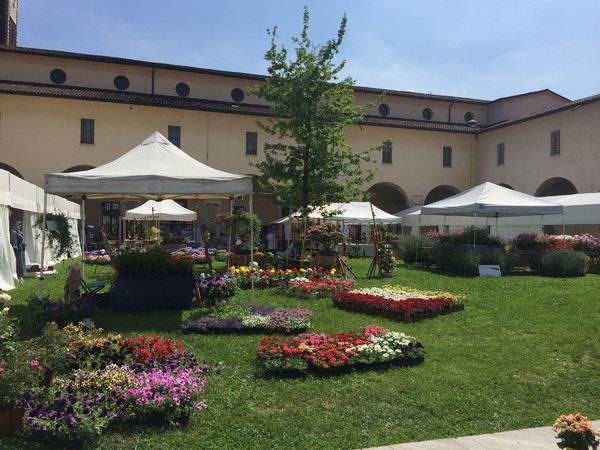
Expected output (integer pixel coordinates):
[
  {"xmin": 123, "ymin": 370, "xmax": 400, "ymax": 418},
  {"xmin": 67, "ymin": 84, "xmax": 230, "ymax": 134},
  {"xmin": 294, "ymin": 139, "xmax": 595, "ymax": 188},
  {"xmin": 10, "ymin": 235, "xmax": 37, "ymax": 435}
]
[{"xmin": 363, "ymin": 420, "xmax": 600, "ymax": 449}]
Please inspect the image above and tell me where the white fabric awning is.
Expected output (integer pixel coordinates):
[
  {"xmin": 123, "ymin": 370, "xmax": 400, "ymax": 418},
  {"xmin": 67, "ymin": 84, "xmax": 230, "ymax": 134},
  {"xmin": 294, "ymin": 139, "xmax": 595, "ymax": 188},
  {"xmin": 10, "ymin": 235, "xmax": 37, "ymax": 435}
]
[
  {"xmin": 45, "ymin": 132, "xmax": 253, "ymax": 199},
  {"xmin": 124, "ymin": 199, "xmax": 197, "ymax": 221}
]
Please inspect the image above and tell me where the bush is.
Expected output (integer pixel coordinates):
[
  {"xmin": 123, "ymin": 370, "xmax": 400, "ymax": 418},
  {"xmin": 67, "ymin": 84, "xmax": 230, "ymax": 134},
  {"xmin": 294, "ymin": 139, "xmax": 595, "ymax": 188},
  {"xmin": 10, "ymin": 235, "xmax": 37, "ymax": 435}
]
[
  {"xmin": 433, "ymin": 243, "xmax": 515, "ymax": 276},
  {"xmin": 112, "ymin": 247, "xmax": 194, "ymax": 277},
  {"xmin": 397, "ymin": 235, "xmax": 436, "ymax": 264},
  {"xmin": 530, "ymin": 249, "xmax": 587, "ymax": 277},
  {"xmin": 438, "ymin": 226, "xmax": 506, "ymax": 248}
]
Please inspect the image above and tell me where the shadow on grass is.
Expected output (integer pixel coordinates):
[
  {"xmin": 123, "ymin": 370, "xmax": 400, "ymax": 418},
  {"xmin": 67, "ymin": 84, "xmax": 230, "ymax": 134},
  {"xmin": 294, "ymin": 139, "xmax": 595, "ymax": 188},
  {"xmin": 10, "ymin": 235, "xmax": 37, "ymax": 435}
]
[{"xmin": 257, "ymin": 357, "xmax": 425, "ymax": 380}]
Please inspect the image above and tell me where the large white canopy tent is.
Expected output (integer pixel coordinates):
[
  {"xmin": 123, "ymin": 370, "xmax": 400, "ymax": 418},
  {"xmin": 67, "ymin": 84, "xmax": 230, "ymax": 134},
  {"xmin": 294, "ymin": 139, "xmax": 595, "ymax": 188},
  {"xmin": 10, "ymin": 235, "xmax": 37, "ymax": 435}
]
[
  {"xmin": 417, "ymin": 182, "xmax": 565, "ymax": 246},
  {"xmin": 124, "ymin": 199, "xmax": 197, "ymax": 221},
  {"xmin": 0, "ymin": 168, "xmax": 81, "ymax": 290},
  {"xmin": 43, "ymin": 131, "xmax": 253, "ymax": 297}
]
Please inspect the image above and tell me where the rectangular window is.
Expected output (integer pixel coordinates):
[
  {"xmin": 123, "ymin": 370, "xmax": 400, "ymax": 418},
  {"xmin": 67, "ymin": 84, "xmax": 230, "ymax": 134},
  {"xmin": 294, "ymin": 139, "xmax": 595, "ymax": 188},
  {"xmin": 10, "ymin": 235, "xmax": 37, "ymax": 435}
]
[
  {"xmin": 551, "ymin": 130, "xmax": 560, "ymax": 155},
  {"xmin": 443, "ymin": 146, "xmax": 452, "ymax": 167},
  {"xmin": 497, "ymin": 143, "xmax": 505, "ymax": 165},
  {"xmin": 382, "ymin": 141, "xmax": 392, "ymax": 163},
  {"xmin": 168, "ymin": 125, "xmax": 181, "ymax": 148},
  {"xmin": 246, "ymin": 132, "xmax": 257, "ymax": 155},
  {"xmin": 101, "ymin": 202, "xmax": 120, "ymax": 237},
  {"xmin": 80, "ymin": 119, "xmax": 95, "ymax": 144}
]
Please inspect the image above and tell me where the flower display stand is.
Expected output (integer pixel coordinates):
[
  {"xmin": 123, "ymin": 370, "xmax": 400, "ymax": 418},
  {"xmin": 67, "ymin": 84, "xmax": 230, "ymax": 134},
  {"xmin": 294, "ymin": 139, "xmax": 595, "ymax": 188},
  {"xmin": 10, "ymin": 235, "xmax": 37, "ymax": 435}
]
[{"xmin": 109, "ymin": 272, "xmax": 195, "ymax": 312}]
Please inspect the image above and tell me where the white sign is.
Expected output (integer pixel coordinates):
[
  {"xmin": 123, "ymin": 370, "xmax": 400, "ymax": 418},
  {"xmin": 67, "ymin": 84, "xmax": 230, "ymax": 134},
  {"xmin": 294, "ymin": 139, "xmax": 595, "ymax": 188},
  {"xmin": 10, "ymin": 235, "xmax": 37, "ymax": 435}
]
[{"xmin": 478, "ymin": 265, "xmax": 502, "ymax": 277}]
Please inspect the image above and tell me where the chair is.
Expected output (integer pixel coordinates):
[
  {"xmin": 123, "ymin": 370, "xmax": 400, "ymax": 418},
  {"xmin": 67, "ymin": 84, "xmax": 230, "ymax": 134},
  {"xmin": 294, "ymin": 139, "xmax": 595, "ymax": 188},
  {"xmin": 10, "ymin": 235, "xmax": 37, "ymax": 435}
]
[{"xmin": 81, "ymin": 281, "xmax": 106, "ymax": 296}]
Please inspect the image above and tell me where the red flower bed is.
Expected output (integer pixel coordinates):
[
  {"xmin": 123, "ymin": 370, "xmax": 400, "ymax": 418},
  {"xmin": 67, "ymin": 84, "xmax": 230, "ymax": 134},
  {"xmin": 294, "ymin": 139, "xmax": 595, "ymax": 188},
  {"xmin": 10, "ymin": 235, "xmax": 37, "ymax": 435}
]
[
  {"xmin": 257, "ymin": 327, "xmax": 426, "ymax": 374},
  {"xmin": 331, "ymin": 292, "xmax": 463, "ymax": 322},
  {"xmin": 118, "ymin": 335, "xmax": 185, "ymax": 364}
]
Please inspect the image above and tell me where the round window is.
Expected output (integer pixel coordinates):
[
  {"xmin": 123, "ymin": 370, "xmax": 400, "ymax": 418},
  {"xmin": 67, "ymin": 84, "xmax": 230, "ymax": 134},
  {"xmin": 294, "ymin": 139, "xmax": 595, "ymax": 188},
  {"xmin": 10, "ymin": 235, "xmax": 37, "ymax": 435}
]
[
  {"xmin": 231, "ymin": 88, "xmax": 245, "ymax": 102},
  {"xmin": 464, "ymin": 112, "xmax": 474, "ymax": 123},
  {"xmin": 175, "ymin": 82, "xmax": 190, "ymax": 97},
  {"xmin": 50, "ymin": 69, "xmax": 67, "ymax": 85},
  {"xmin": 113, "ymin": 75, "xmax": 130, "ymax": 90},
  {"xmin": 379, "ymin": 104, "xmax": 389, "ymax": 116},
  {"xmin": 422, "ymin": 108, "xmax": 433, "ymax": 120}
]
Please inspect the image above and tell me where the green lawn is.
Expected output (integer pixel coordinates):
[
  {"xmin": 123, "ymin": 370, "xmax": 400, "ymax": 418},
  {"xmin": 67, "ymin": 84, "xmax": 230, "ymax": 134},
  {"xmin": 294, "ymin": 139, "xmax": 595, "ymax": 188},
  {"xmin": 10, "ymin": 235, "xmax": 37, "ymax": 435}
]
[{"xmin": 2, "ymin": 258, "xmax": 599, "ymax": 449}]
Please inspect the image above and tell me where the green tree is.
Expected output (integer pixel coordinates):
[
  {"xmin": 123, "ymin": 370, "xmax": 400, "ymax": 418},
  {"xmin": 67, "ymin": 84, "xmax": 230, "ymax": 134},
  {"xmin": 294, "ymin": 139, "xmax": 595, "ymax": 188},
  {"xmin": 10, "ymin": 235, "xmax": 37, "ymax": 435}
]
[{"xmin": 249, "ymin": 7, "xmax": 386, "ymax": 215}]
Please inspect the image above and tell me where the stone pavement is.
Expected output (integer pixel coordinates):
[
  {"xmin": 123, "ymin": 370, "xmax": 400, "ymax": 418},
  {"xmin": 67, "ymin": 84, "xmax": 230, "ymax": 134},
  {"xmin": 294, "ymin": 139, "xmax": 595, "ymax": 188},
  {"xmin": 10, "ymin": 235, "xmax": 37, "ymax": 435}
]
[{"xmin": 363, "ymin": 420, "xmax": 600, "ymax": 450}]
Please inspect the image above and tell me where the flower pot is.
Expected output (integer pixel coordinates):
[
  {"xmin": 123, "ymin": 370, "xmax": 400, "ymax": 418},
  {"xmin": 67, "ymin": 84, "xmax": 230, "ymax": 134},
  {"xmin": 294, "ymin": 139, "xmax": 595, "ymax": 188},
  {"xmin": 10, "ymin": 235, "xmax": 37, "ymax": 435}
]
[
  {"xmin": 381, "ymin": 272, "xmax": 394, "ymax": 278},
  {"xmin": 0, "ymin": 407, "xmax": 24, "ymax": 435}
]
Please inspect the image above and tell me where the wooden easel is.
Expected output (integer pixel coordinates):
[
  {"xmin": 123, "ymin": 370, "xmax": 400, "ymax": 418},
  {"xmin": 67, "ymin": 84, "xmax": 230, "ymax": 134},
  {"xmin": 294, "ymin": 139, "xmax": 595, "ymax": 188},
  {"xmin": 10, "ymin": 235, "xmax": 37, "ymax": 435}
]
[
  {"xmin": 366, "ymin": 203, "xmax": 382, "ymax": 278},
  {"xmin": 98, "ymin": 220, "xmax": 114, "ymax": 261}
]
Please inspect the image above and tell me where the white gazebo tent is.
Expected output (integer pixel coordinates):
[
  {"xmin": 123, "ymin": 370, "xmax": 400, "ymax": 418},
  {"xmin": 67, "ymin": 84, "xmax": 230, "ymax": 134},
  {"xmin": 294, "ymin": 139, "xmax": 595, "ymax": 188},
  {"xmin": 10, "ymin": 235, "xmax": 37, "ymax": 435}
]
[
  {"xmin": 0, "ymin": 169, "xmax": 81, "ymax": 290},
  {"xmin": 124, "ymin": 199, "xmax": 197, "ymax": 221},
  {"xmin": 43, "ymin": 131, "xmax": 253, "ymax": 297},
  {"xmin": 418, "ymin": 182, "xmax": 564, "ymax": 246}
]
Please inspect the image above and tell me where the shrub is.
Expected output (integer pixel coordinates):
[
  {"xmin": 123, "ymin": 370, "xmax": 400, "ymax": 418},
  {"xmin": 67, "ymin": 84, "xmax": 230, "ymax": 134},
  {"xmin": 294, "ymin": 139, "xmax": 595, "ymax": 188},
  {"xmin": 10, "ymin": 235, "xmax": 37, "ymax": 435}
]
[
  {"xmin": 396, "ymin": 235, "xmax": 436, "ymax": 264},
  {"xmin": 112, "ymin": 247, "xmax": 194, "ymax": 278},
  {"xmin": 433, "ymin": 243, "xmax": 515, "ymax": 276},
  {"xmin": 530, "ymin": 249, "xmax": 587, "ymax": 277},
  {"xmin": 438, "ymin": 226, "xmax": 506, "ymax": 248}
]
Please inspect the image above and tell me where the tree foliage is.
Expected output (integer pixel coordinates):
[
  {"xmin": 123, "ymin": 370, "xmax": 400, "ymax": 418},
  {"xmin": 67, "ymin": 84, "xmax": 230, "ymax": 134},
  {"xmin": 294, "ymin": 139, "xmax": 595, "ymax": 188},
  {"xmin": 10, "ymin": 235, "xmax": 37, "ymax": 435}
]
[{"xmin": 248, "ymin": 7, "xmax": 386, "ymax": 215}]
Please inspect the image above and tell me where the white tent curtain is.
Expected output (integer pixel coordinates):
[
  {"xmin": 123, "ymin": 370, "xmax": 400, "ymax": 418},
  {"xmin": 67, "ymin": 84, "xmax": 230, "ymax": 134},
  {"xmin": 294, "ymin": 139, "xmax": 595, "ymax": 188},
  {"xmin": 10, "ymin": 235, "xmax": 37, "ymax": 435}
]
[
  {"xmin": 0, "ymin": 204, "xmax": 18, "ymax": 290},
  {"xmin": 0, "ymin": 169, "xmax": 82, "ymax": 290}
]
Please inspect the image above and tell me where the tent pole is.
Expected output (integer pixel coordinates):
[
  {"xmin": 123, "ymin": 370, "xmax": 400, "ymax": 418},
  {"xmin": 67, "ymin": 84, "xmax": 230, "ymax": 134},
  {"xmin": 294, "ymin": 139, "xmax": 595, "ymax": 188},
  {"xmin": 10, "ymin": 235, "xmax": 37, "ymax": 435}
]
[
  {"xmin": 81, "ymin": 198, "xmax": 85, "ymax": 279},
  {"xmin": 561, "ymin": 211, "xmax": 566, "ymax": 237},
  {"xmin": 250, "ymin": 193, "xmax": 255, "ymax": 305},
  {"xmin": 473, "ymin": 212, "xmax": 477, "ymax": 249},
  {"xmin": 415, "ymin": 214, "xmax": 421, "ymax": 264},
  {"xmin": 39, "ymin": 192, "xmax": 47, "ymax": 298},
  {"xmin": 227, "ymin": 199, "xmax": 233, "ymax": 271}
]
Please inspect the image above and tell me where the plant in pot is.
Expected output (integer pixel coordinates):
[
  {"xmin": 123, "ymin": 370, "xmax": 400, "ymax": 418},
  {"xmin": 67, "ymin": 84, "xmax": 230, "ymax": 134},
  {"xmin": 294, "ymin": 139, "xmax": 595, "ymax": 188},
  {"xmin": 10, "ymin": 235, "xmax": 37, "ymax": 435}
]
[
  {"xmin": 378, "ymin": 243, "xmax": 397, "ymax": 276},
  {"xmin": 307, "ymin": 222, "xmax": 345, "ymax": 255},
  {"xmin": 34, "ymin": 213, "xmax": 74, "ymax": 259},
  {"xmin": 552, "ymin": 413, "xmax": 600, "ymax": 449},
  {"xmin": 216, "ymin": 211, "xmax": 261, "ymax": 253},
  {"xmin": 0, "ymin": 341, "xmax": 47, "ymax": 434}
]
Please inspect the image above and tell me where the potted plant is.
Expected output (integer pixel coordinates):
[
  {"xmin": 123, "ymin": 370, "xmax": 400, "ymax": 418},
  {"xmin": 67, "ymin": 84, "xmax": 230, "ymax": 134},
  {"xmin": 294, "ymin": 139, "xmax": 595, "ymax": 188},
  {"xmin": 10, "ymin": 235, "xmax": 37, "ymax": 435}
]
[
  {"xmin": 34, "ymin": 213, "xmax": 75, "ymax": 259},
  {"xmin": 0, "ymin": 343, "xmax": 47, "ymax": 435},
  {"xmin": 378, "ymin": 243, "xmax": 397, "ymax": 276},
  {"xmin": 552, "ymin": 413, "xmax": 600, "ymax": 449},
  {"xmin": 196, "ymin": 272, "xmax": 239, "ymax": 307},
  {"xmin": 307, "ymin": 222, "xmax": 345, "ymax": 254}
]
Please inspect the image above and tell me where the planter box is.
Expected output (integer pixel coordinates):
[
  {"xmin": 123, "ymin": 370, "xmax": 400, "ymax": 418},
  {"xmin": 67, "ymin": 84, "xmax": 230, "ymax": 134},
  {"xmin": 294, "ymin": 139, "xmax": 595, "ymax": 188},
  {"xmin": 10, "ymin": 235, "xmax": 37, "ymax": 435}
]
[{"xmin": 109, "ymin": 272, "xmax": 195, "ymax": 312}]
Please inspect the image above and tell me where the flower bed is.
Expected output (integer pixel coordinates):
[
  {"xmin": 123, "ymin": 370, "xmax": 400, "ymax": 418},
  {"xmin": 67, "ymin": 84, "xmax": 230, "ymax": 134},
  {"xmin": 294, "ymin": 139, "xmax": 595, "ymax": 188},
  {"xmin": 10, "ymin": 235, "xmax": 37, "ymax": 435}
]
[
  {"xmin": 278, "ymin": 276, "xmax": 355, "ymax": 298},
  {"xmin": 21, "ymin": 324, "xmax": 214, "ymax": 442},
  {"xmin": 331, "ymin": 285, "xmax": 464, "ymax": 322},
  {"xmin": 257, "ymin": 326, "xmax": 426, "ymax": 374},
  {"xmin": 83, "ymin": 250, "xmax": 112, "ymax": 265},
  {"xmin": 229, "ymin": 266, "xmax": 339, "ymax": 289},
  {"xmin": 181, "ymin": 304, "xmax": 313, "ymax": 333}
]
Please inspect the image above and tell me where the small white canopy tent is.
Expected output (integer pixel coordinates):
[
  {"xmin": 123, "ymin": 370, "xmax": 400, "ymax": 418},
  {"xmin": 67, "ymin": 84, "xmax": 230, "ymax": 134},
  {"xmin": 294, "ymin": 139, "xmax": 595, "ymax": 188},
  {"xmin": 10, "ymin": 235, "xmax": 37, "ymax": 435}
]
[
  {"xmin": 327, "ymin": 202, "xmax": 402, "ymax": 224},
  {"xmin": 271, "ymin": 202, "xmax": 401, "ymax": 225},
  {"xmin": 43, "ymin": 131, "xmax": 253, "ymax": 297},
  {"xmin": 124, "ymin": 199, "xmax": 197, "ymax": 221}
]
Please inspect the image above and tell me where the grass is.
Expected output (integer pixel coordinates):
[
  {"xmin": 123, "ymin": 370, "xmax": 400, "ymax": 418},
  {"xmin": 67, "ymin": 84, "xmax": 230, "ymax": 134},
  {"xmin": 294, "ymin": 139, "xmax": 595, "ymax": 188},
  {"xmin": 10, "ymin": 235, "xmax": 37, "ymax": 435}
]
[{"xmin": 2, "ymin": 258, "xmax": 600, "ymax": 449}]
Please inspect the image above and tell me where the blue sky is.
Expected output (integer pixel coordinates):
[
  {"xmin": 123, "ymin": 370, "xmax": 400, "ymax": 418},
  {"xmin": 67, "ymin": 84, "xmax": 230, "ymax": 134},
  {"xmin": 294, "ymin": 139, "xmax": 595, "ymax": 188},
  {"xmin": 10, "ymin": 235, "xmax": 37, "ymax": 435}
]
[{"xmin": 16, "ymin": 0, "xmax": 599, "ymax": 101}]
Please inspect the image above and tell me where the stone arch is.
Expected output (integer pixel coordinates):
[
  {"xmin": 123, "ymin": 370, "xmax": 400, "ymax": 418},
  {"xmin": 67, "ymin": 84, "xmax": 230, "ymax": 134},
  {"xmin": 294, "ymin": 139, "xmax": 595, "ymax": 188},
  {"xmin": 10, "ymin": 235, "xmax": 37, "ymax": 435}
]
[
  {"xmin": 0, "ymin": 162, "xmax": 24, "ymax": 179},
  {"xmin": 535, "ymin": 177, "xmax": 577, "ymax": 197},
  {"xmin": 498, "ymin": 183, "xmax": 514, "ymax": 190},
  {"xmin": 63, "ymin": 165, "xmax": 95, "ymax": 173},
  {"xmin": 365, "ymin": 182, "xmax": 408, "ymax": 214},
  {"xmin": 424, "ymin": 185, "xmax": 460, "ymax": 204}
]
